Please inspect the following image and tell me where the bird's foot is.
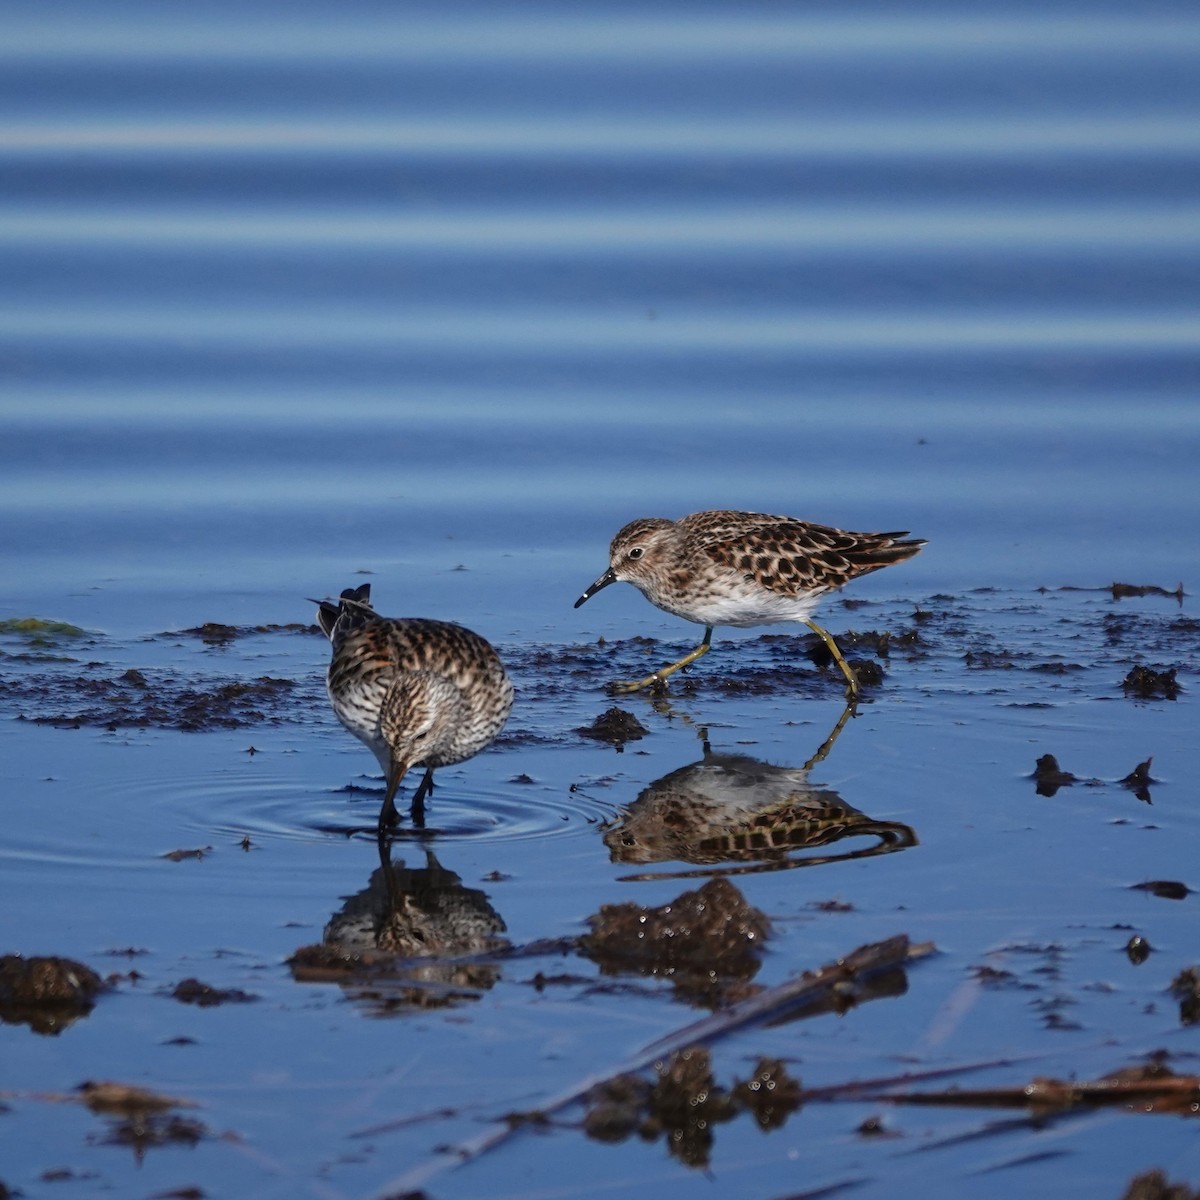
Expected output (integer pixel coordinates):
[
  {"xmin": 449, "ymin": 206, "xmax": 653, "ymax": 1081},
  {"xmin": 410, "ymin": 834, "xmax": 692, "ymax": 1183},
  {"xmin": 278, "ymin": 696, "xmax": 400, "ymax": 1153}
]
[{"xmin": 607, "ymin": 672, "xmax": 667, "ymax": 696}]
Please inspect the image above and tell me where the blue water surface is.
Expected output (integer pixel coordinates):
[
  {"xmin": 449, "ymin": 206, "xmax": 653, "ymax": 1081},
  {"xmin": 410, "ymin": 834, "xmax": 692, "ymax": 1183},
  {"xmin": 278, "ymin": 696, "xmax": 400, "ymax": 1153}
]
[
  {"xmin": 2, "ymin": 3, "xmax": 1199, "ymax": 1198},
  {"xmin": 3, "ymin": 1, "xmax": 1198, "ymax": 639}
]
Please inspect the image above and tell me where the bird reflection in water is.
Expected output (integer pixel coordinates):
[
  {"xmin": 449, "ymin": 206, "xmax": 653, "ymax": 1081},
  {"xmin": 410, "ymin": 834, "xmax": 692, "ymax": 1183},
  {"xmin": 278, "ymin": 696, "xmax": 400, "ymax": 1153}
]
[
  {"xmin": 290, "ymin": 840, "xmax": 508, "ymax": 1012},
  {"xmin": 605, "ymin": 706, "xmax": 916, "ymax": 879}
]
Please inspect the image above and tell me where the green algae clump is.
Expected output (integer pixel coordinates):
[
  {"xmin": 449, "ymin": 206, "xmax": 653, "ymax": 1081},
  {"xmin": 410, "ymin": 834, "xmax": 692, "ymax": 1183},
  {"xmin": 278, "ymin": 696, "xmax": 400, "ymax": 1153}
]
[{"xmin": 0, "ymin": 617, "xmax": 88, "ymax": 647}]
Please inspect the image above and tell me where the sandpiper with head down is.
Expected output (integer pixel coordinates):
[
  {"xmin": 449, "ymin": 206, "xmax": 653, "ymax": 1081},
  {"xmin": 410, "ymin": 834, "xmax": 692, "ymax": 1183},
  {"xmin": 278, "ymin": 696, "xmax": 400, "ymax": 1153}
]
[
  {"xmin": 574, "ymin": 510, "xmax": 925, "ymax": 700},
  {"xmin": 315, "ymin": 584, "xmax": 513, "ymax": 836}
]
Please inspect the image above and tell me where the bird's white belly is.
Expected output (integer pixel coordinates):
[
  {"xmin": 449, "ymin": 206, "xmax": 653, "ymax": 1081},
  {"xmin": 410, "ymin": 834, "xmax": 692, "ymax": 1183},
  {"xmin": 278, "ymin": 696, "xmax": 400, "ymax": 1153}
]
[
  {"xmin": 334, "ymin": 707, "xmax": 390, "ymax": 771},
  {"xmin": 667, "ymin": 587, "xmax": 822, "ymax": 628}
]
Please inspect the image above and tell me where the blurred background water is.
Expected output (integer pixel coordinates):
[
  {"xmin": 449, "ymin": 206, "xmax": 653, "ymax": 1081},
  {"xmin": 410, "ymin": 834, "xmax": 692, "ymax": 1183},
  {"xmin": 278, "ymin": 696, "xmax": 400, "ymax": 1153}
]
[{"xmin": 3, "ymin": 0, "xmax": 1197, "ymax": 640}]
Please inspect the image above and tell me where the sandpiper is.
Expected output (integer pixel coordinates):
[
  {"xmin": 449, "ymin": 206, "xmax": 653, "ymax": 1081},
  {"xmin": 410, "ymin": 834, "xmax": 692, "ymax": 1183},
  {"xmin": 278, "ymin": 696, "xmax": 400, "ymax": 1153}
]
[
  {"xmin": 575, "ymin": 510, "xmax": 924, "ymax": 699},
  {"xmin": 315, "ymin": 584, "xmax": 513, "ymax": 834}
]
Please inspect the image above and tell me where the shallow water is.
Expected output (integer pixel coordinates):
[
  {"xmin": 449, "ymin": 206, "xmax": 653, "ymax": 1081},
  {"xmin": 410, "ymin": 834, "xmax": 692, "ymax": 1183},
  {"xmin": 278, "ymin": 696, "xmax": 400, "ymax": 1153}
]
[{"xmin": 2, "ymin": 3, "xmax": 1199, "ymax": 1198}]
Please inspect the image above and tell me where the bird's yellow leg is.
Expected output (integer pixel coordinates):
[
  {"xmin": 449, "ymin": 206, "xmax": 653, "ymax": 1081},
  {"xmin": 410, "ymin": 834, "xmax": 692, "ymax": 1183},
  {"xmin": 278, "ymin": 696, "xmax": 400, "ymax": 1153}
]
[
  {"xmin": 802, "ymin": 701, "xmax": 856, "ymax": 771},
  {"xmin": 609, "ymin": 627, "xmax": 714, "ymax": 695},
  {"xmin": 804, "ymin": 619, "xmax": 860, "ymax": 703}
]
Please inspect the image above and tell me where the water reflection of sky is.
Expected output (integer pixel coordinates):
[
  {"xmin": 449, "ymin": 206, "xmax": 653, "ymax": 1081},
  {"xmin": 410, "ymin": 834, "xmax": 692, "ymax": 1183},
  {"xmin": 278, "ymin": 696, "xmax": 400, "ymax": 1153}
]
[
  {"xmin": 1, "ymin": 1, "xmax": 1197, "ymax": 631},
  {"xmin": 3, "ymin": 389, "xmax": 1194, "ymax": 638}
]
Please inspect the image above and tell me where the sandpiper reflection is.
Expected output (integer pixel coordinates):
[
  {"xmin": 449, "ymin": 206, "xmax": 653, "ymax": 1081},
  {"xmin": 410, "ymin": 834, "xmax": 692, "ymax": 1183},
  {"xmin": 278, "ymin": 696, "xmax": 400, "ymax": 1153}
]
[
  {"xmin": 290, "ymin": 842, "xmax": 508, "ymax": 1012},
  {"xmin": 605, "ymin": 750, "xmax": 917, "ymax": 880}
]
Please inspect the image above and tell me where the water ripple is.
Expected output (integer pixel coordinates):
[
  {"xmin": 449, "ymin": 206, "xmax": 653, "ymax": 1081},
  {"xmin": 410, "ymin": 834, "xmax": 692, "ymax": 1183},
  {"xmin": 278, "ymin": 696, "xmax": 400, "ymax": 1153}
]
[{"xmin": 201, "ymin": 771, "xmax": 618, "ymax": 848}]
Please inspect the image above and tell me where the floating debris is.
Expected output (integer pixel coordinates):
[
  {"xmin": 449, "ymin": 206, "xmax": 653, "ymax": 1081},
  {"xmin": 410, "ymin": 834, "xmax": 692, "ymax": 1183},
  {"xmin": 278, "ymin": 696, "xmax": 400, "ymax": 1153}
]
[
  {"xmin": 1120, "ymin": 757, "xmax": 1156, "ymax": 803},
  {"xmin": 78, "ymin": 1080, "xmax": 194, "ymax": 1117},
  {"xmin": 1131, "ymin": 881, "xmax": 1192, "ymax": 901},
  {"xmin": 733, "ymin": 1056, "xmax": 805, "ymax": 1131},
  {"xmin": 1032, "ymin": 754, "xmax": 1081, "ymax": 797},
  {"xmin": 581, "ymin": 1050, "xmax": 807, "ymax": 1164},
  {"xmin": 1170, "ymin": 968, "xmax": 1200, "ymax": 1026},
  {"xmin": 583, "ymin": 1048, "xmax": 742, "ymax": 1168},
  {"xmin": 855, "ymin": 1114, "xmax": 896, "ymax": 1138},
  {"xmin": 170, "ymin": 621, "xmax": 317, "ymax": 643},
  {"xmin": 178, "ymin": 622, "xmax": 240, "ymax": 644},
  {"xmin": 1121, "ymin": 1169, "xmax": 1200, "ymax": 1200},
  {"xmin": 1126, "ymin": 936, "xmax": 1153, "ymax": 965},
  {"xmin": 78, "ymin": 1081, "xmax": 206, "ymax": 1162},
  {"xmin": 162, "ymin": 846, "xmax": 211, "ymax": 863},
  {"xmin": 375, "ymin": 935, "xmax": 931, "ymax": 1194},
  {"xmin": 1109, "ymin": 583, "xmax": 1186, "ymax": 603},
  {"xmin": 169, "ymin": 979, "xmax": 257, "ymax": 1007},
  {"xmin": 845, "ymin": 1056, "xmax": 1200, "ymax": 1118},
  {"xmin": 1032, "ymin": 754, "xmax": 1154, "ymax": 801},
  {"xmin": 1047, "ymin": 583, "xmax": 1186, "ymax": 603}
]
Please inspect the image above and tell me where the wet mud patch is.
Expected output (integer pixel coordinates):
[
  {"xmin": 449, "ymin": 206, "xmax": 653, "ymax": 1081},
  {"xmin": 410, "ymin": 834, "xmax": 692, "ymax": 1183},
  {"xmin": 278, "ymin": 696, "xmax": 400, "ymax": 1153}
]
[
  {"xmin": 0, "ymin": 588, "xmax": 1195, "ymax": 736},
  {"xmin": 165, "ymin": 621, "xmax": 319, "ymax": 645},
  {"xmin": 552, "ymin": 588, "xmax": 1199, "ymax": 705},
  {"xmin": 545, "ymin": 621, "xmax": 922, "ymax": 701},
  {"xmin": 0, "ymin": 955, "xmax": 107, "ymax": 1035},
  {"xmin": 0, "ymin": 618, "xmax": 327, "ymax": 732},
  {"xmin": 579, "ymin": 878, "xmax": 769, "ymax": 1006},
  {"xmin": 576, "ymin": 706, "xmax": 649, "ymax": 746},
  {"xmin": 3, "ymin": 669, "xmax": 303, "ymax": 731},
  {"xmin": 1123, "ymin": 664, "xmax": 1181, "ymax": 700}
]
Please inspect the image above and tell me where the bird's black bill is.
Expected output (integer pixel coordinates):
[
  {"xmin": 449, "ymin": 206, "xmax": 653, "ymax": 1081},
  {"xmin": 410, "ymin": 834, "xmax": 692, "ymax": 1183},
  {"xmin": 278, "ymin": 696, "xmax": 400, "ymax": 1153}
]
[
  {"xmin": 378, "ymin": 761, "xmax": 409, "ymax": 837},
  {"xmin": 574, "ymin": 568, "xmax": 617, "ymax": 608},
  {"xmin": 310, "ymin": 597, "xmax": 341, "ymax": 638}
]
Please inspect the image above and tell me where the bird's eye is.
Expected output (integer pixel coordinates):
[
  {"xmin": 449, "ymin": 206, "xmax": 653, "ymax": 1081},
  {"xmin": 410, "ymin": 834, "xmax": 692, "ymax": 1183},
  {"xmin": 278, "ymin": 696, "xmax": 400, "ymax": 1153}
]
[
  {"xmin": 628, "ymin": 547, "xmax": 644, "ymax": 560},
  {"xmin": 414, "ymin": 731, "xmax": 428, "ymax": 741}
]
